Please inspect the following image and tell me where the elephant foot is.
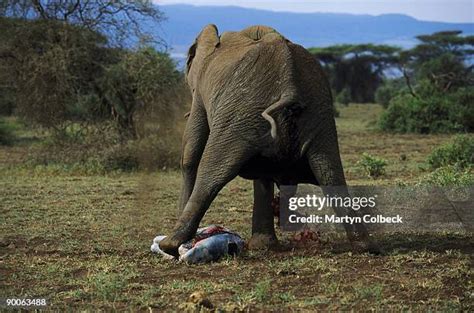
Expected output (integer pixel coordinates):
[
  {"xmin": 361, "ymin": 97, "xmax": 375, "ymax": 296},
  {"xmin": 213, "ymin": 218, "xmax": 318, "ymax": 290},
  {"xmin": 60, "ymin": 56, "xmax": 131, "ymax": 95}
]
[
  {"xmin": 159, "ymin": 228, "xmax": 193, "ymax": 258},
  {"xmin": 158, "ymin": 236, "xmax": 181, "ymax": 258},
  {"xmin": 248, "ymin": 233, "xmax": 279, "ymax": 250}
]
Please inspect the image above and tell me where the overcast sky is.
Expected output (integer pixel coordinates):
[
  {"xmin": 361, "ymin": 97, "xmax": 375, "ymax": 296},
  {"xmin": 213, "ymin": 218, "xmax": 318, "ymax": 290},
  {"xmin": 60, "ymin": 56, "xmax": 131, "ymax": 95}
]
[{"xmin": 155, "ymin": 0, "xmax": 473, "ymax": 23}]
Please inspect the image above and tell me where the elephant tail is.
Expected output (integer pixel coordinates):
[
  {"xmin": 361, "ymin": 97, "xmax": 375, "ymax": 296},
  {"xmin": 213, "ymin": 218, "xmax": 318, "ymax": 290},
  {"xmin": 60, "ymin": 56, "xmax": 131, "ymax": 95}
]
[{"xmin": 261, "ymin": 93, "xmax": 296, "ymax": 140}]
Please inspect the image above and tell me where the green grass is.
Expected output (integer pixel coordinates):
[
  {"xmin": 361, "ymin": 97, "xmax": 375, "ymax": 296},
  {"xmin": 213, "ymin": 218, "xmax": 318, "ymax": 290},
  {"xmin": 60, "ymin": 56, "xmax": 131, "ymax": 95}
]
[{"xmin": 1, "ymin": 104, "xmax": 473, "ymax": 310}]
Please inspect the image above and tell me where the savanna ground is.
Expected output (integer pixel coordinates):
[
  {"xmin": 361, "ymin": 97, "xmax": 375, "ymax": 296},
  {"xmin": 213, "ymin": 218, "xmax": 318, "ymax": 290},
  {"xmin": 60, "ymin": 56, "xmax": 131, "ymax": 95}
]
[{"xmin": 0, "ymin": 104, "xmax": 472, "ymax": 311}]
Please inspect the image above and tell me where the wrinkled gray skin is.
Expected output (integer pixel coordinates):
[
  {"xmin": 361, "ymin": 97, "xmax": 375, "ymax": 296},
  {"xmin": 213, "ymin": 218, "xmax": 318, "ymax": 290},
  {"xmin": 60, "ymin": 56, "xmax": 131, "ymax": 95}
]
[{"xmin": 159, "ymin": 25, "xmax": 379, "ymax": 256}]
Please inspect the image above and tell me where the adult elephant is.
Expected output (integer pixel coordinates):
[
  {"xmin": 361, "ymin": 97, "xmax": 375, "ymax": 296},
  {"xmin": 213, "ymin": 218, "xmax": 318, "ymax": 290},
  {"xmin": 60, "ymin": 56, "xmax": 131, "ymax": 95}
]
[{"xmin": 159, "ymin": 25, "xmax": 378, "ymax": 256}]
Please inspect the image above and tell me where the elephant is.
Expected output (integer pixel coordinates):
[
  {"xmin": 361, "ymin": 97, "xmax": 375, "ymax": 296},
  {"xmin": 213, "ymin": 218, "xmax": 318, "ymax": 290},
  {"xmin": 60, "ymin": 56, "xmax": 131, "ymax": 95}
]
[{"xmin": 159, "ymin": 24, "xmax": 379, "ymax": 256}]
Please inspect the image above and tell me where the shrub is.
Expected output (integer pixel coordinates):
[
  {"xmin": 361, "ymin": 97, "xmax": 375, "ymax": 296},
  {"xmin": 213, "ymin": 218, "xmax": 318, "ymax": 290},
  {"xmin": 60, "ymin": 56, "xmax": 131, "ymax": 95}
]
[
  {"xmin": 427, "ymin": 135, "xmax": 474, "ymax": 169},
  {"xmin": 336, "ymin": 88, "xmax": 351, "ymax": 105},
  {"xmin": 358, "ymin": 153, "xmax": 387, "ymax": 178},
  {"xmin": 418, "ymin": 165, "xmax": 473, "ymax": 187},
  {"xmin": 379, "ymin": 84, "xmax": 474, "ymax": 133}
]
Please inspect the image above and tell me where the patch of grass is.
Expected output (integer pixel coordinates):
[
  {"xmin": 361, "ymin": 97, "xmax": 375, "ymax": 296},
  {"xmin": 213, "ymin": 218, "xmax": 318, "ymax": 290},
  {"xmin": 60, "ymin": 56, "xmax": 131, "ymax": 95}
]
[
  {"xmin": 354, "ymin": 283, "xmax": 384, "ymax": 301},
  {"xmin": 278, "ymin": 291, "xmax": 296, "ymax": 303},
  {"xmin": 252, "ymin": 279, "xmax": 272, "ymax": 302},
  {"xmin": 82, "ymin": 258, "xmax": 140, "ymax": 305},
  {"xmin": 132, "ymin": 286, "xmax": 164, "ymax": 308},
  {"xmin": 89, "ymin": 272, "xmax": 127, "ymax": 302},
  {"xmin": 325, "ymin": 281, "xmax": 342, "ymax": 295}
]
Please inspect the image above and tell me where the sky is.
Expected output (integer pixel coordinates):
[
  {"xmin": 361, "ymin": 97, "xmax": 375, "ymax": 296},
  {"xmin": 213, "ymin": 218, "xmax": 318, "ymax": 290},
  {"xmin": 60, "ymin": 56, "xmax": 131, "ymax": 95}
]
[{"xmin": 155, "ymin": 0, "xmax": 474, "ymax": 23}]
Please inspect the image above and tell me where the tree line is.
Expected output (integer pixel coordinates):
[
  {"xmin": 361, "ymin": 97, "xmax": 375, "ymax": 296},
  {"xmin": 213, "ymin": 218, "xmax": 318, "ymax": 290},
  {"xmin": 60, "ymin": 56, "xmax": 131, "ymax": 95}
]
[{"xmin": 310, "ymin": 31, "xmax": 473, "ymax": 133}]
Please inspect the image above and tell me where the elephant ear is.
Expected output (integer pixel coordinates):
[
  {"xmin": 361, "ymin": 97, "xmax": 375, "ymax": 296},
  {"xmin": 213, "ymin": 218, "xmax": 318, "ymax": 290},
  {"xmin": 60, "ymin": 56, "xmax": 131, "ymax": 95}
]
[
  {"xmin": 186, "ymin": 24, "xmax": 220, "ymax": 77},
  {"xmin": 186, "ymin": 40, "xmax": 197, "ymax": 75}
]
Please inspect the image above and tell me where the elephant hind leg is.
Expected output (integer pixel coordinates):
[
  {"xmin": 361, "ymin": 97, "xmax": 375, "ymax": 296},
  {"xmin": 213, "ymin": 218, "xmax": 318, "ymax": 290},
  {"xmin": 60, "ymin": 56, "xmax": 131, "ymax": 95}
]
[
  {"xmin": 159, "ymin": 132, "xmax": 254, "ymax": 257},
  {"xmin": 248, "ymin": 178, "xmax": 278, "ymax": 250},
  {"xmin": 306, "ymin": 139, "xmax": 380, "ymax": 254}
]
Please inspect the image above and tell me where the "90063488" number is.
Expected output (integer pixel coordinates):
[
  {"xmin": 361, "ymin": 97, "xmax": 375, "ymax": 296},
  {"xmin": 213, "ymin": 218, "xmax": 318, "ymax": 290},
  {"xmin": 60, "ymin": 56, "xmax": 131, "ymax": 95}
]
[{"xmin": 3, "ymin": 298, "xmax": 47, "ymax": 307}]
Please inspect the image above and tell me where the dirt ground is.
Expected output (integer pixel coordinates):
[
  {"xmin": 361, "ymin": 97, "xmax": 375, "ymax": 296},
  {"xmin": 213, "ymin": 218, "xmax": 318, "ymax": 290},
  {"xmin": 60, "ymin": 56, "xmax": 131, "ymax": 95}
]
[{"xmin": 0, "ymin": 104, "xmax": 472, "ymax": 311}]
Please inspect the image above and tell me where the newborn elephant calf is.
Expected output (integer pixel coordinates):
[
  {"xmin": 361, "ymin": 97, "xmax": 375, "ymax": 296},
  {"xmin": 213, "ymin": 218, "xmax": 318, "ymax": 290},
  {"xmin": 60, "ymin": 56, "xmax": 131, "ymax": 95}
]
[{"xmin": 159, "ymin": 25, "xmax": 378, "ymax": 256}]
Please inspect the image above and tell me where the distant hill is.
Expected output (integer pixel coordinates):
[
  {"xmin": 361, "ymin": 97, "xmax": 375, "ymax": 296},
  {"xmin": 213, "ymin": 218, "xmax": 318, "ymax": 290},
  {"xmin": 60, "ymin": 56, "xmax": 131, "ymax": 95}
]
[{"xmin": 155, "ymin": 4, "xmax": 473, "ymax": 60}]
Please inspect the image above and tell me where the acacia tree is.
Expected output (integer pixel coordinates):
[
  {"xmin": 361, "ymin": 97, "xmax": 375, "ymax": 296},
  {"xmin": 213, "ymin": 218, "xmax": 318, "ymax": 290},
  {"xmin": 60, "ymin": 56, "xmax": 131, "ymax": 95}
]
[
  {"xmin": 379, "ymin": 31, "xmax": 474, "ymax": 133},
  {"xmin": 406, "ymin": 30, "xmax": 474, "ymax": 63},
  {"xmin": 399, "ymin": 30, "xmax": 474, "ymax": 95},
  {"xmin": 310, "ymin": 44, "xmax": 400, "ymax": 103}
]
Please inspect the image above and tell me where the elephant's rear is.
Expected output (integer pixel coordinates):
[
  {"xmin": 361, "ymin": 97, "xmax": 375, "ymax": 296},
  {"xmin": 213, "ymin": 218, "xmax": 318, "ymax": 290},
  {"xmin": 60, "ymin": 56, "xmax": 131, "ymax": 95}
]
[
  {"xmin": 286, "ymin": 43, "xmax": 336, "ymax": 151},
  {"xmin": 205, "ymin": 37, "xmax": 297, "ymax": 142},
  {"xmin": 205, "ymin": 32, "xmax": 335, "ymax": 160}
]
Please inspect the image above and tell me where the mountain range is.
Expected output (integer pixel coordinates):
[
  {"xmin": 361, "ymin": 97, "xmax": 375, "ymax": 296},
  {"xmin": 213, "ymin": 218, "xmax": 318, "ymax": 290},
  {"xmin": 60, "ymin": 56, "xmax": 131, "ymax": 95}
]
[{"xmin": 155, "ymin": 4, "xmax": 473, "ymax": 59}]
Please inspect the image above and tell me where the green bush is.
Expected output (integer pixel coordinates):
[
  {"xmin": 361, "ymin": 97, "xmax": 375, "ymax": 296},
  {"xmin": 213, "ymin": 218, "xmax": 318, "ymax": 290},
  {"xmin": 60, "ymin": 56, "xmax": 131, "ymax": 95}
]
[
  {"xmin": 427, "ymin": 135, "xmax": 474, "ymax": 169},
  {"xmin": 379, "ymin": 84, "xmax": 474, "ymax": 134},
  {"xmin": 358, "ymin": 153, "xmax": 387, "ymax": 178},
  {"xmin": 336, "ymin": 88, "xmax": 351, "ymax": 105},
  {"xmin": 418, "ymin": 165, "xmax": 473, "ymax": 187}
]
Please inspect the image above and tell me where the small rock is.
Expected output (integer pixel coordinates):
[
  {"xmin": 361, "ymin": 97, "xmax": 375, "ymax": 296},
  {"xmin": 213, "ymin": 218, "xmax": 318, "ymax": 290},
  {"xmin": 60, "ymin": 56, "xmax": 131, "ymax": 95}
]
[{"xmin": 189, "ymin": 291, "xmax": 213, "ymax": 309}]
